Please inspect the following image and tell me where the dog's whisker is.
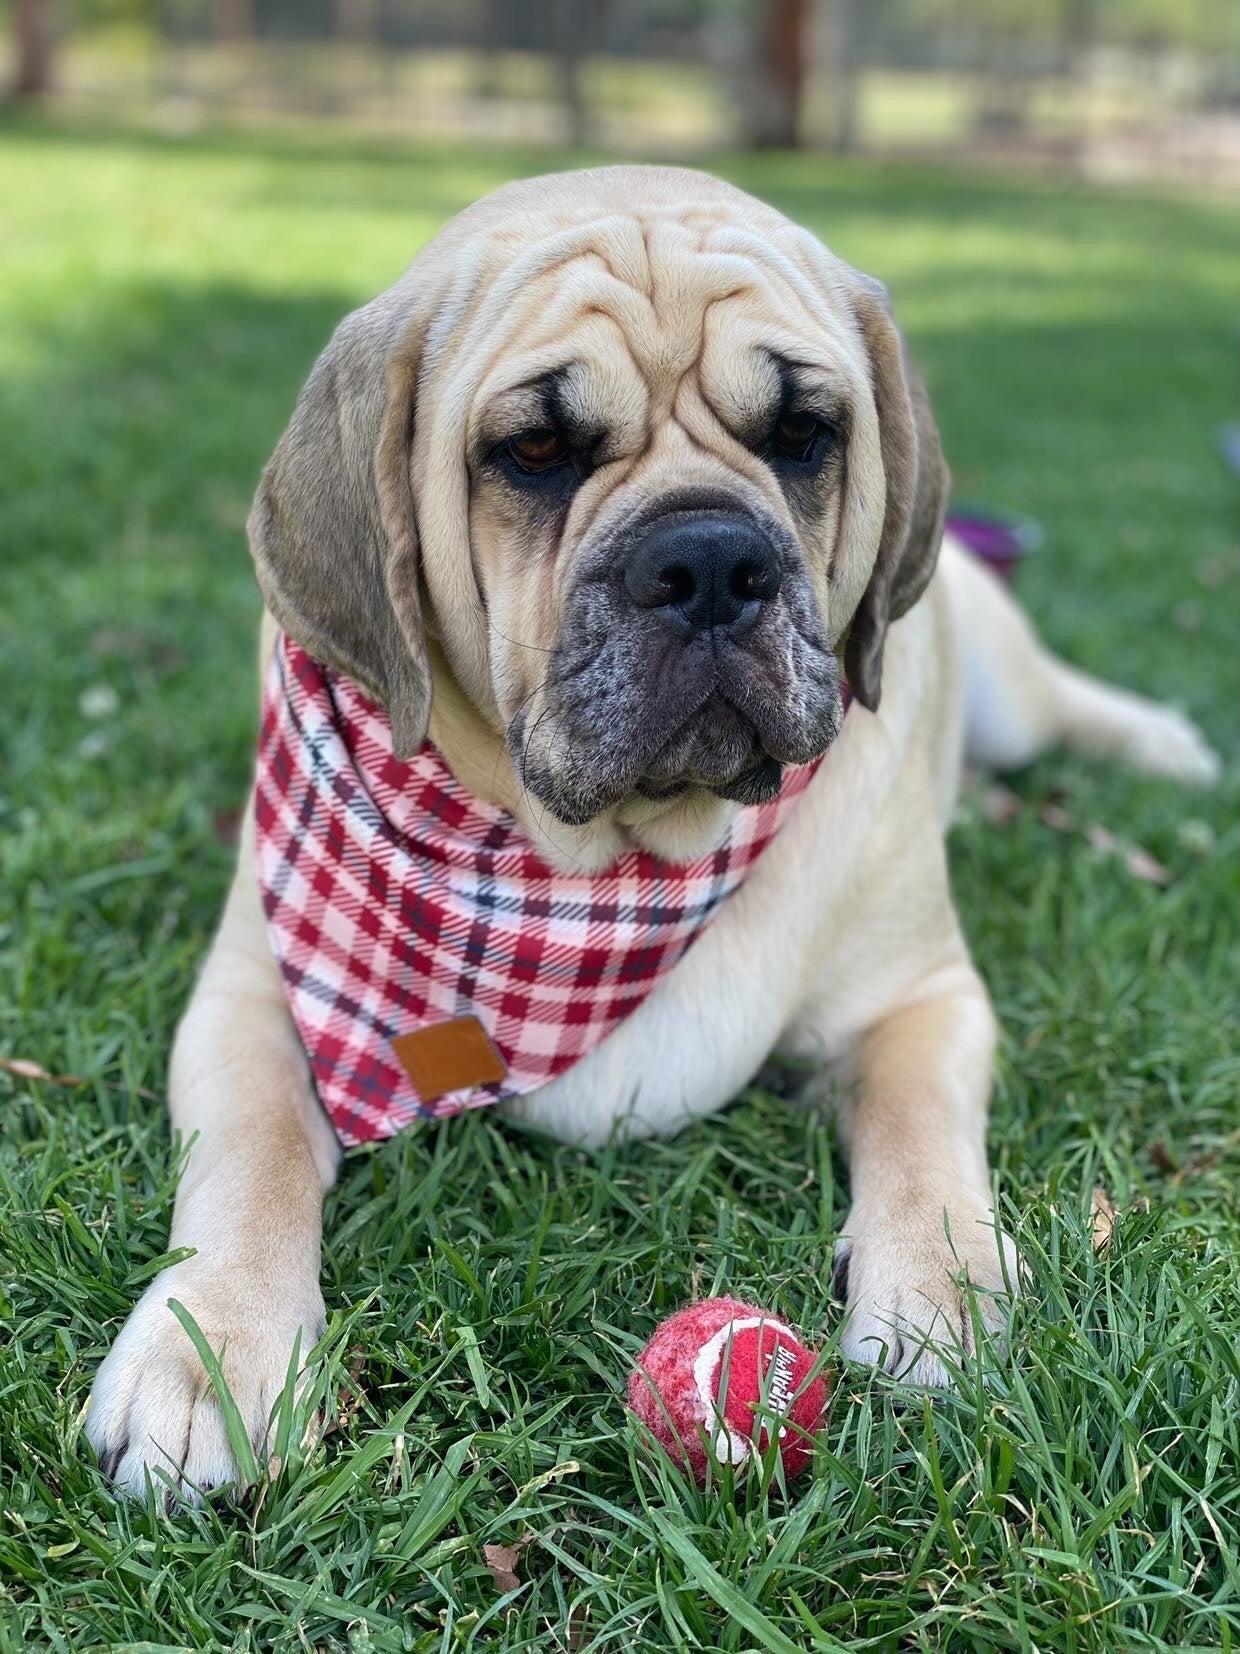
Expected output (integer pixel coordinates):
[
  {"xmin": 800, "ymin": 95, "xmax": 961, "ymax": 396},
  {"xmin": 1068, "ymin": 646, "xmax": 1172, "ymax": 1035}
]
[
  {"xmin": 487, "ymin": 621, "xmax": 554, "ymax": 655},
  {"xmin": 488, "ymin": 674, "xmax": 552, "ymax": 801}
]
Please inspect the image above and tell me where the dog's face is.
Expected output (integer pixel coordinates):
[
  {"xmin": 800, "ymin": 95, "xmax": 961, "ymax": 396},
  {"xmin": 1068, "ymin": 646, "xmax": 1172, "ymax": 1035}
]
[
  {"xmin": 250, "ymin": 168, "xmax": 946, "ymax": 855},
  {"xmin": 462, "ymin": 235, "xmax": 853, "ymax": 826}
]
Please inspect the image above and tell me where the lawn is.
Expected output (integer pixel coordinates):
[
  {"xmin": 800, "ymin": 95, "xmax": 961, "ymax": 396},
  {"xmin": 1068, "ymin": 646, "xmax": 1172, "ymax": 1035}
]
[{"xmin": 1, "ymin": 117, "xmax": 1237, "ymax": 1652}]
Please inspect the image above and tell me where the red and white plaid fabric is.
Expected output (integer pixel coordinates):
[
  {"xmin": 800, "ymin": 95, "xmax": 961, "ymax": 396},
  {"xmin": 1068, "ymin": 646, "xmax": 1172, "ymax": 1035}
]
[{"xmin": 254, "ymin": 632, "xmax": 828, "ymax": 1146}]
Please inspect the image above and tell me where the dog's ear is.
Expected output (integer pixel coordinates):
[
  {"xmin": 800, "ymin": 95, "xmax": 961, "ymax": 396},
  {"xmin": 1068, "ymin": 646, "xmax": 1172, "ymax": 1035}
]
[
  {"xmin": 842, "ymin": 277, "xmax": 949, "ymax": 712},
  {"xmin": 248, "ymin": 288, "xmax": 431, "ymax": 757}
]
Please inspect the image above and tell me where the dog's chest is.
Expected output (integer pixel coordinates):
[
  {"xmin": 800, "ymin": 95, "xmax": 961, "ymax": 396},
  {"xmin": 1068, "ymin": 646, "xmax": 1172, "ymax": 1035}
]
[{"xmin": 497, "ymin": 788, "xmax": 835, "ymax": 1146}]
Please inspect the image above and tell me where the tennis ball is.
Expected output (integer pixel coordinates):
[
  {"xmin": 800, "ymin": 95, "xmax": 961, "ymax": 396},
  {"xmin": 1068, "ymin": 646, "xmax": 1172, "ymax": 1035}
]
[{"xmin": 627, "ymin": 1297, "xmax": 829, "ymax": 1481}]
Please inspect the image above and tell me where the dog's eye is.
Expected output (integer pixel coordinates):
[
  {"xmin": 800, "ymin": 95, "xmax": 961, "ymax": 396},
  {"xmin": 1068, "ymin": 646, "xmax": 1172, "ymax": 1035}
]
[
  {"xmin": 508, "ymin": 429, "xmax": 570, "ymax": 473},
  {"xmin": 771, "ymin": 413, "xmax": 826, "ymax": 463}
]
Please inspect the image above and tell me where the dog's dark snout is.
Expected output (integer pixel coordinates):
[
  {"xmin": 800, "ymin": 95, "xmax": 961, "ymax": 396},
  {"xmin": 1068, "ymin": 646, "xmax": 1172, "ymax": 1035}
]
[{"xmin": 624, "ymin": 513, "xmax": 782, "ymax": 637}]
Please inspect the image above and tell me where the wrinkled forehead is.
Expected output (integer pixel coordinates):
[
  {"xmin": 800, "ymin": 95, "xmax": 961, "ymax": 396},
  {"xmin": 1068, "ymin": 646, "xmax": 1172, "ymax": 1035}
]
[{"xmin": 426, "ymin": 209, "xmax": 871, "ymax": 447}]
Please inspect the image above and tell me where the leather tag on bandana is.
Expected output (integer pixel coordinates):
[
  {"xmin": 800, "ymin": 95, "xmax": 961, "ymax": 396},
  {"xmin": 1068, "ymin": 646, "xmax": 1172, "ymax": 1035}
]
[{"xmin": 391, "ymin": 1015, "xmax": 508, "ymax": 1102}]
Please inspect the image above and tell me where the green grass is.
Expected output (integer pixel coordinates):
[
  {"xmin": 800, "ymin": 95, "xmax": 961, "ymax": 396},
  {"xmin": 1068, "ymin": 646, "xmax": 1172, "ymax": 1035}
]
[{"xmin": 1, "ymin": 117, "xmax": 1237, "ymax": 1652}]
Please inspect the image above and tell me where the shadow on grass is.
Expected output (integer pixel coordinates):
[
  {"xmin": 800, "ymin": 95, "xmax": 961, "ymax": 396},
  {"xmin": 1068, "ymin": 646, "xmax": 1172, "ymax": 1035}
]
[{"xmin": 3, "ymin": 282, "xmax": 352, "ymax": 574}]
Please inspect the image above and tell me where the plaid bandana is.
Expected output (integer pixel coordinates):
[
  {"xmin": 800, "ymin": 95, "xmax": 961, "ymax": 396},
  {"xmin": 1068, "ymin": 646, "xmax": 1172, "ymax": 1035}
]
[{"xmin": 255, "ymin": 633, "xmax": 830, "ymax": 1146}]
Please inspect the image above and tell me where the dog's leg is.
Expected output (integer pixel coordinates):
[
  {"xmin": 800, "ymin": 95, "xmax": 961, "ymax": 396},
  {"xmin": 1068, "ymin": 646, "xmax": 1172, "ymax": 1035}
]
[
  {"xmin": 828, "ymin": 958, "xmax": 1019, "ymax": 1386},
  {"xmin": 943, "ymin": 538, "xmax": 1219, "ymax": 784},
  {"xmin": 86, "ymin": 804, "xmax": 339, "ymax": 1502}
]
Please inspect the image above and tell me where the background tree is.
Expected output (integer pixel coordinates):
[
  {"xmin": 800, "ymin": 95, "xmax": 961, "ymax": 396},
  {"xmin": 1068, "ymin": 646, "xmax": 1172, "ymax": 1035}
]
[
  {"xmin": 546, "ymin": 0, "xmax": 614, "ymax": 147},
  {"xmin": 747, "ymin": 0, "xmax": 811, "ymax": 149},
  {"xmin": 210, "ymin": 0, "xmax": 254, "ymax": 44},
  {"xmin": 823, "ymin": 0, "xmax": 861, "ymax": 153},
  {"xmin": 12, "ymin": 0, "xmax": 54, "ymax": 99}
]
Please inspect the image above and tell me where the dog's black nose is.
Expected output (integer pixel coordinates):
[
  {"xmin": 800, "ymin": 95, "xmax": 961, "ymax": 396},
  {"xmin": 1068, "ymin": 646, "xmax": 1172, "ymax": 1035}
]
[{"xmin": 624, "ymin": 513, "xmax": 782, "ymax": 637}]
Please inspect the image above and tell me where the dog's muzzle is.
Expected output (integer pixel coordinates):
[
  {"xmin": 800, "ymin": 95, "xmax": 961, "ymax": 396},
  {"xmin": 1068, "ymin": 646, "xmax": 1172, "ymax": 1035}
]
[{"xmin": 510, "ymin": 491, "xmax": 842, "ymax": 825}]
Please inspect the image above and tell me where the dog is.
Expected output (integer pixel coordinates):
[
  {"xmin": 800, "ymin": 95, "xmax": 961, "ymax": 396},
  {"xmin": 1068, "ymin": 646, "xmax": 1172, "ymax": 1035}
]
[{"xmin": 85, "ymin": 166, "xmax": 1218, "ymax": 1499}]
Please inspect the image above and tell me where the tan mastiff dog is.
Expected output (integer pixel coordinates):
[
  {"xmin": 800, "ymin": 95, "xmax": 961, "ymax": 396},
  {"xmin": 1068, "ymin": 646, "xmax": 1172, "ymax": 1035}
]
[{"xmin": 86, "ymin": 166, "xmax": 1217, "ymax": 1499}]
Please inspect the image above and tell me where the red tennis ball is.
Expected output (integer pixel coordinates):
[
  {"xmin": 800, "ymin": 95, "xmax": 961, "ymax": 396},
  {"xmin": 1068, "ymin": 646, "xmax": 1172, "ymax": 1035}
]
[{"xmin": 627, "ymin": 1297, "xmax": 829, "ymax": 1482}]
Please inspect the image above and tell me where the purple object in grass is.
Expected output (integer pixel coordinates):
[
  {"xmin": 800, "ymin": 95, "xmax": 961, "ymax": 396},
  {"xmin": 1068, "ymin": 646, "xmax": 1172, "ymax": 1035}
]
[{"xmin": 945, "ymin": 504, "xmax": 1043, "ymax": 583}]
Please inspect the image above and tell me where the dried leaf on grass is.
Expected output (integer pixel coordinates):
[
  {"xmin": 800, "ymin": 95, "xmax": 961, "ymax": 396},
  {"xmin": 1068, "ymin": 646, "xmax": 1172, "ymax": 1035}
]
[
  {"xmin": 1084, "ymin": 824, "xmax": 1172, "ymax": 885},
  {"xmin": 324, "ymin": 1344, "xmax": 369, "ymax": 1437},
  {"xmin": 0, "ymin": 1056, "xmax": 87, "ymax": 1086},
  {"xmin": 1122, "ymin": 845, "xmax": 1172, "ymax": 885},
  {"xmin": 0, "ymin": 1055, "xmax": 160, "ymax": 1102},
  {"xmin": 1148, "ymin": 1136, "xmax": 1228, "ymax": 1182},
  {"xmin": 212, "ymin": 806, "xmax": 244, "ymax": 847},
  {"xmin": 1149, "ymin": 1140, "xmax": 1177, "ymax": 1174},
  {"xmin": 1039, "ymin": 802, "xmax": 1077, "ymax": 833},
  {"xmin": 1090, "ymin": 1186, "xmax": 1118, "ymax": 1252},
  {"xmin": 482, "ymin": 1535, "xmax": 533, "ymax": 1594},
  {"xmin": 982, "ymin": 789, "xmax": 1174, "ymax": 885},
  {"xmin": 981, "ymin": 784, "xmax": 1023, "ymax": 826}
]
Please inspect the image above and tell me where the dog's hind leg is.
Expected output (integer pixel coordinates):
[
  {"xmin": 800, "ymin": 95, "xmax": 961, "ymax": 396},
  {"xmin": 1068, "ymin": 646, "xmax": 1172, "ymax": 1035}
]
[{"xmin": 941, "ymin": 537, "xmax": 1219, "ymax": 784}]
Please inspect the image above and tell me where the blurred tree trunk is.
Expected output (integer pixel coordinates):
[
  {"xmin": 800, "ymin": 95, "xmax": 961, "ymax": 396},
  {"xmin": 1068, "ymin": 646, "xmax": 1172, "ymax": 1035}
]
[
  {"xmin": 13, "ymin": 0, "xmax": 54, "ymax": 99},
  {"xmin": 336, "ymin": 0, "xmax": 377, "ymax": 47},
  {"xmin": 335, "ymin": 0, "xmax": 377, "ymax": 114},
  {"xmin": 1063, "ymin": 0, "xmax": 1100, "ymax": 66},
  {"xmin": 1062, "ymin": 0, "xmax": 1100, "ymax": 167},
  {"xmin": 748, "ymin": 0, "xmax": 810, "ymax": 149},
  {"xmin": 209, "ymin": 0, "xmax": 253, "ymax": 114},
  {"xmin": 211, "ymin": 0, "xmax": 254, "ymax": 42},
  {"xmin": 972, "ymin": 8, "xmax": 1033, "ymax": 142},
  {"xmin": 552, "ymin": 0, "xmax": 587, "ymax": 147},
  {"xmin": 548, "ymin": 0, "xmax": 611, "ymax": 148},
  {"xmin": 475, "ymin": 0, "xmax": 505, "ymax": 100},
  {"xmin": 823, "ymin": 0, "xmax": 860, "ymax": 153}
]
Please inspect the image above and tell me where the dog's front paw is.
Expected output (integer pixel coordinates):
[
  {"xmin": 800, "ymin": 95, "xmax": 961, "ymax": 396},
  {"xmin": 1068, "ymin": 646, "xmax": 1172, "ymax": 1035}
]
[
  {"xmin": 86, "ymin": 1262, "xmax": 325, "ymax": 1503},
  {"xmin": 832, "ymin": 1199, "xmax": 1018, "ymax": 1387}
]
